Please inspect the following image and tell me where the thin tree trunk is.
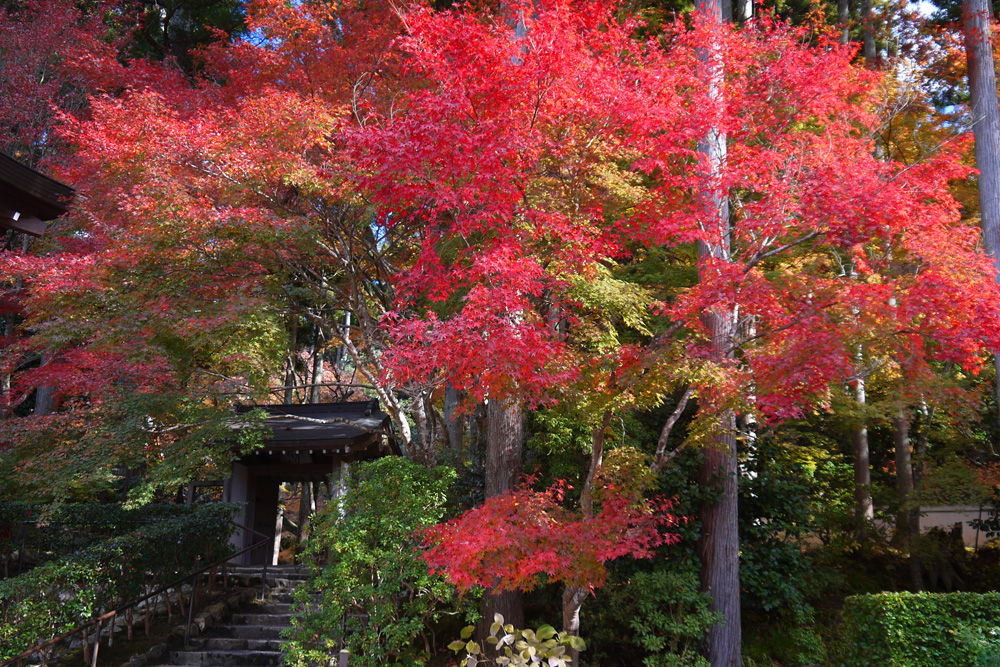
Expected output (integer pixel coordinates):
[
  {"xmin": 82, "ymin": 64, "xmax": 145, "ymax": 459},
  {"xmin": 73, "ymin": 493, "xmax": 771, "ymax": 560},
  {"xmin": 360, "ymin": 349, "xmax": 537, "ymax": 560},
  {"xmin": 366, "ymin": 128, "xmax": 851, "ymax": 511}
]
[
  {"xmin": 284, "ymin": 321, "xmax": 299, "ymax": 405},
  {"xmin": 481, "ymin": 396, "xmax": 525, "ymax": 634},
  {"xmin": 963, "ymin": 0, "xmax": 1000, "ymax": 424},
  {"xmin": 562, "ymin": 411, "xmax": 613, "ymax": 666},
  {"xmin": 309, "ymin": 330, "xmax": 324, "ymax": 404},
  {"xmin": 839, "ymin": 0, "xmax": 850, "ymax": 44},
  {"xmin": 852, "ymin": 370, "xmax": 874, "ymax": 532},
  {"xmin": 694, "ymin": 0, "xmax": 741, "ymax": 661},
  {"xmin": 272, "ymin": 498, "xmax": 284, "ymax": 566},
  {"xmin": 410, "ymin": 390, "xmax": 436, "ymax": 466}
]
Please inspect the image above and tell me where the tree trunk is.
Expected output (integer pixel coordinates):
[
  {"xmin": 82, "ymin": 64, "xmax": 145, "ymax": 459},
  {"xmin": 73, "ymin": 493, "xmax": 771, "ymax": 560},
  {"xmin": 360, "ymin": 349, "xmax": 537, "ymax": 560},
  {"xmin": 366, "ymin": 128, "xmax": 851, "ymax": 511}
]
[
  {"xmin": 861, "ymin": 0, "xmax": 876, "ymax": 65},
  {"xmin": 734, "ymin": 0, "xmax": 751, "ymax": 23},
  {"xmin": 562, "ymin": 585, "xmax": 588, "ymax": 667},
  {"xmin": 410, "ymin": 390, "xmax": 437, "ymax": 467},
  {"xmin": 963, "ymin": 0, "xmax": 1000, "ymax": 423},
  {"xmin": 852, "ymin": 372, "xmax": 874, "ymax": 532},
  {"xmin": 481, "ymin": 396, "xmax": 525, "ymax": 634},
  {"xmin": 34, "ymin": 353, "xmax": 55, "ymax": 416},
  {"xmin": 694, "ymin": 0, "xmax": 741, "ymax": 661},
  {"xmin": 838, "ymin": 0, "xmax": 850, "ymax": 45},
  {"xmin": 272, "ymin": 495, "xmax": 285, "ymax": 566},
  {"xmin": 298, "ymin": 481, "xmax": 314, "ymax": 546},
  {"xmin": 485, "ymin": 397, "xmax": 523, "ymax": 498},
  {"xmin": 444, "ymin": 384, "xmax": 464, "ymax": 454},
  {"xmin": 284, "ymin": 320, "xmax": 299, "ymax": 404},
  {"xmin": 696, "ymin": 356, "xmax": 741, "ymax": 667},
  {"xmin": 893, "ymin": 409, "xmax": 922, "ymax": 590},
  {"xmin": 309, "ymin": 330, "xmax": 324, "ymax": 404}
]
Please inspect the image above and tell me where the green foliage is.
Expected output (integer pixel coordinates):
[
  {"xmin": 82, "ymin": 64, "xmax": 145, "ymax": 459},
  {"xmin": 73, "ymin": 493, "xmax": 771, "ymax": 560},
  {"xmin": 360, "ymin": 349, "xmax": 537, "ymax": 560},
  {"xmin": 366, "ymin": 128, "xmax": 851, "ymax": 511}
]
[
  {"xmin": 914, "ymin": 455, "xmax": 991, "ymax": 507},
  {"xmin": 839, "ymin": 592, "xmax": 1000, "ymax": 667},
  {"xmin": 283, "ymin": 458, "xmax": 466, "ymax": 667},
  {"xmin": 448, "ymin": 614, "xmax": 584, "ymax": 667},
  {"xmin": 583, "ymin": 559, "xmax": 716, "ymax": 667},
  {"xmin": 626, "ymin": 569, "xmax": 716, "ymax": 667},
  {"xmin": 0, "ymin": 503, "xmax": 236, "ymax": 660},
  {"xmin": 0, "ymin": 501, "xmax": 229, "ymax": 568}
]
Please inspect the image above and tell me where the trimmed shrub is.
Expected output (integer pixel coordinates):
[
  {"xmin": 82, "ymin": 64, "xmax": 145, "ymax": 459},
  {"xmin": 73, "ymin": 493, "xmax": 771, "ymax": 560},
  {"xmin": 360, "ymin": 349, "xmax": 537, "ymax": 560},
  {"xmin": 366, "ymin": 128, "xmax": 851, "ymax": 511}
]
[{"xmin": 839, "ymin": 592, "xmax": 1000, "ymax": 667}]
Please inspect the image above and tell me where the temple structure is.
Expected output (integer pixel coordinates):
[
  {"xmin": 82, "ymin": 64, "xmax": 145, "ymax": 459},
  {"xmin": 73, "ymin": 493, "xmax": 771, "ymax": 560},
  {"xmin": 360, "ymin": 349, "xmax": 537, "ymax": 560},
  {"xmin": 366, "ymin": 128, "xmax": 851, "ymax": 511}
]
[
  {"xmin": 222, "ymin": 400, "xmax": 398, "ymax": 564},
  {"xmin": 0, "ymin": 152, "xmax": 73, "ymax": 239}
]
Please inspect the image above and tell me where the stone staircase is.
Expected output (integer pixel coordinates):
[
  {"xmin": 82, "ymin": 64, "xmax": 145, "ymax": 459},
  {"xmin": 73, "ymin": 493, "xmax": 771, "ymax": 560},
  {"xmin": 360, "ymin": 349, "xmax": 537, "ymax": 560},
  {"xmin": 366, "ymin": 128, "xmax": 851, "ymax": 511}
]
[{"xmin": 155, "ymin": 565, "xmax": 309, "ymax": 667}]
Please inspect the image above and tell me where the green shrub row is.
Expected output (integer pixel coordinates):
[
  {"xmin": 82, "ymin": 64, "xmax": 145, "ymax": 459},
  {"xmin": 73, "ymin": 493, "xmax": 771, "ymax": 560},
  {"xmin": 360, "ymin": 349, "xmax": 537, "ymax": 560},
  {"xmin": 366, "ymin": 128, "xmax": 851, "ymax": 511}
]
[
  {"xmin": 0, "ymin": 501, "xmax": 227, "ymax": 567},
  {"xmin": 0, "ymin": 502, "xmax": 237, "ymax": 661},
  {"xmin": 839, "ymin": 592, "xmax": 1000, "ymax": 667}
]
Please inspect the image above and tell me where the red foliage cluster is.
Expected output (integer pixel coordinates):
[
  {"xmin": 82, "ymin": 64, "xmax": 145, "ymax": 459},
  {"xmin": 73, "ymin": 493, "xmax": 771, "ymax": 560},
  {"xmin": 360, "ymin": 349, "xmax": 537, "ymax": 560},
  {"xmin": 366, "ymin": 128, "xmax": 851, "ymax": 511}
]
[{"xmin": 422, "ymin": 482, "xmax": 679, "ymax": 593}]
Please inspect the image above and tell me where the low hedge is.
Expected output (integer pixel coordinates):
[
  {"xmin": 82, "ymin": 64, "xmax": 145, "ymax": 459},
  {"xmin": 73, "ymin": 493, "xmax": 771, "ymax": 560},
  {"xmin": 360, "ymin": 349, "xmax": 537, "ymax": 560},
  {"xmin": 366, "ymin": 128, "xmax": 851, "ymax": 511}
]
[
  {"xmin": 839, "ymin": 592, "xmax": 1000, "ymax": 666},
  {"xmin": 0, "ymin": 502, "xmax": 237, "ymax": 661},
  {"xmin": 0, "ymin": 502, "xmax": 230, "ymax": 568}
]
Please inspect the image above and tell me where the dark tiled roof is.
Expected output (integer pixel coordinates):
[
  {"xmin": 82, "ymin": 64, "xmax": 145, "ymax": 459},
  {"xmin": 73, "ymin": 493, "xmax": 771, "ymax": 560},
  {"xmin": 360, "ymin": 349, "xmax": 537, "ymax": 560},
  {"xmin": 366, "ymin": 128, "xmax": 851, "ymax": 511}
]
[
  {"xmin": 0, "ymin": 152, "xmax": 74, "ymax": 221},
  {"xmin": 236, "ymin": 400, "xmax": 396, "ymax": 451}
]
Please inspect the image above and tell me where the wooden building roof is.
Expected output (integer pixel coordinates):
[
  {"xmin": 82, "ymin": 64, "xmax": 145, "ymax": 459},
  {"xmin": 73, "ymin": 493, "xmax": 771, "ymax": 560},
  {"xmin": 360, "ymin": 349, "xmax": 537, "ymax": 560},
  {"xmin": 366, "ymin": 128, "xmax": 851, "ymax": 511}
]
[
  {"xmin": 0, "ymin": 152, "xmax": 74, "ymax": 237},
  {"xmin": 235, "ymin": 400, "xmax": 399, "ymax": 467}
]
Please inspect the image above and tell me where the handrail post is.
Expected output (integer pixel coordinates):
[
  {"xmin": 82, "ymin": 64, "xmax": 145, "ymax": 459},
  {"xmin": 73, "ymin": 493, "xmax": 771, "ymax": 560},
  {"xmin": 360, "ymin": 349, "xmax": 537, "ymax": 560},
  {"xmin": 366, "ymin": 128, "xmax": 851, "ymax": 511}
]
[
  {"xmin": 90, "ymin": 619, "xmax": 102, "ymax": 667},
  {"xmin": 184, "ymin": 571, "xmax": 198, "ymax": 649},
  {"xmin": 339, "ymin": 649, "xmax": 349, "ymax": 667},
  {"xmin": 261, "ymin": 559, "xmax": 268, "ymax": 601}
]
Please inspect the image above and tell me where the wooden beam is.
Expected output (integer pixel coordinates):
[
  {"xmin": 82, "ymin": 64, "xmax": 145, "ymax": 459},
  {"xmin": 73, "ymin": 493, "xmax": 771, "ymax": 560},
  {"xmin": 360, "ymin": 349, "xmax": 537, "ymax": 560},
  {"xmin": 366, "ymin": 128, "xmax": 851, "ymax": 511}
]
[{"xmin": 0, "ymin": 209, "xmax": 45, "ymax": 236}]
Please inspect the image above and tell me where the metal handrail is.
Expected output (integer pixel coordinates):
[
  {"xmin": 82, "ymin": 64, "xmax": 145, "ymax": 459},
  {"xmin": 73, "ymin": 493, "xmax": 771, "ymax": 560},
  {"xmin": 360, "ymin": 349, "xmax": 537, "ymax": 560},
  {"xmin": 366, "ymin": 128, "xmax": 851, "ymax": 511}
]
[{"xmin": 0, "ymin": 522, "xmax": 274, "ymax": 667}]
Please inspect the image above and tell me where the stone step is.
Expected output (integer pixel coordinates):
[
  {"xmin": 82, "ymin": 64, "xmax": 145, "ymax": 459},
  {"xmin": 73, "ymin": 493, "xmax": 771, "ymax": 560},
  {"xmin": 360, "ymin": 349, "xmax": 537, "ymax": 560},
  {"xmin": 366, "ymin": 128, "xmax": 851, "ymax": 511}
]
[
  {"xmin": 256, "ymin": 602, "xmax": 291, "ymax": 614},
  {"xmin": 231, "ymin": 613, "xmax": 292, "ymax": 625},
  {"xmin": 194, "ymin": 637, "xmax": 284, "ymax": 651},
  {"xmin": 213, "ymin": 625, "xmax": 285, "ymax": 640},
  {"xmin": 169, "ymin": 650, "xmax": 283, "ymax": 666}
]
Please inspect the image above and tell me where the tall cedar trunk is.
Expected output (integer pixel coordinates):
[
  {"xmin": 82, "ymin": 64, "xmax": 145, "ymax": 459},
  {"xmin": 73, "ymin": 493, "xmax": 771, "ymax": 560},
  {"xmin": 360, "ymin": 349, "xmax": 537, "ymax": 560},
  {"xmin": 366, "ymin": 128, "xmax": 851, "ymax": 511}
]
[
  {"xmin": 964, "ymin": 0, "xmax": 1000, "ymax": 420},
  {"xmin": 481, "ymin": 396, "xmax": 525, "ymax": 634},
  {"xmin": 444, "ymin": 384, "xmax": 464, "ymax": 453},
  {"xmin": 893, "ymin": 409, "xmax": 922, "ymax": 590},
  {"xmin": 694, "ymin": 0, "xmax": 741, "ymax": 662},
  {"xmin": 861, "ymin": 0, "xmax": 876, "ymax": 65},
  {"xmin": 838, "ymin": 0, "xmax": 850, "ymax": 44}
]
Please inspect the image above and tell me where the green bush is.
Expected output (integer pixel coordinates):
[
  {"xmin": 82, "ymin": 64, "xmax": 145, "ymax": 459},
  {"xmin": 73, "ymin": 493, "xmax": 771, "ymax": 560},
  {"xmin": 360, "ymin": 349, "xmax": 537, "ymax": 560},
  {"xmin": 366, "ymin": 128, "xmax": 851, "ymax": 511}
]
[
  {"xmin": 0, "ymin": 502, "xmax": 237, "ymax": 661},
  {"xmin": 584, "ymin": 561, "xmax": 717, "ymax": 667},
  {"xmin": 839, "ymin": 592, "xmax": 1000, "ymax": 667},
  {"xmin": 283, "ymin": 458, "xmax": 467, "ymax": 667},
  {"xmin": 0, "ymin": 501, "xmax": 230, "ymax": 570}
]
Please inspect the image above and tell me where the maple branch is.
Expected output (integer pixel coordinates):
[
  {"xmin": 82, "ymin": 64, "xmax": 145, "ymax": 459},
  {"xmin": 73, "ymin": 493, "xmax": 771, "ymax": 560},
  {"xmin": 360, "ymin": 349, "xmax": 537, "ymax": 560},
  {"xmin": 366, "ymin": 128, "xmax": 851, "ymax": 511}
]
[
  {"xmin": 650, "ymin": 385, "xmax": 694, "ymax": 474},
  {"xmin": 744, "ymin": 230, "xmax": 824, "ymax": 272}
]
